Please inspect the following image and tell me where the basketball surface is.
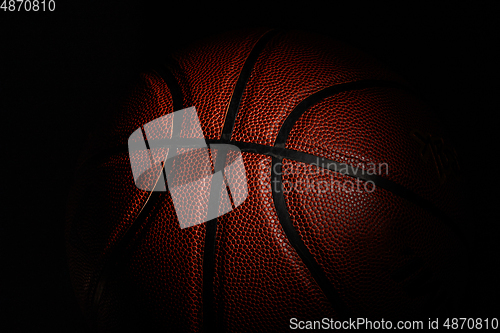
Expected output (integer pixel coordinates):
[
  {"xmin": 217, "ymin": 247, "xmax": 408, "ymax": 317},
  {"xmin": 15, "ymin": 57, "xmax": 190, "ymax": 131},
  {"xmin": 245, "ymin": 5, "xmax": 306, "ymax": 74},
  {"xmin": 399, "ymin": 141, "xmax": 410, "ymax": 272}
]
[{"xmin": 66, "ymin": 28, "xmax": 467, "ymax": 331}]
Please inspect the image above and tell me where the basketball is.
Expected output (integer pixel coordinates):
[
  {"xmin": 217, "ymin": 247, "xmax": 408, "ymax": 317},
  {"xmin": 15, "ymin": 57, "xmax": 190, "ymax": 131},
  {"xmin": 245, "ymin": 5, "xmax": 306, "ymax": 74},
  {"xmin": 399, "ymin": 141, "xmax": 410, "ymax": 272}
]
[{"xmin": 66, "ymin": 28, "xmax": 467, "ymax": 331}]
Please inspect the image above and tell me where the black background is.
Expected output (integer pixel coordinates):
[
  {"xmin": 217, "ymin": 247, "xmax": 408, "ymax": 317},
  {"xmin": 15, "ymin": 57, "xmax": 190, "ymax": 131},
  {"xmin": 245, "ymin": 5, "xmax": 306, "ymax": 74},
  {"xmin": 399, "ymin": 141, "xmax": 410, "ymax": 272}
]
[{"xmin": 2, "ymin": 2, "xmax": 498, "ymax": 331}]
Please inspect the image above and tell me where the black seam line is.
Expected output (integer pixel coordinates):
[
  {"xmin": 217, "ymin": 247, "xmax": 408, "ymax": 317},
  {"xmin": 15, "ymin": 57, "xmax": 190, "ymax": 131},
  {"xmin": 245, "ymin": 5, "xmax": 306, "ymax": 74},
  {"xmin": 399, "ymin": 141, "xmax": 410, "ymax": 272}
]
[
  {"xmin": 155, "ymin": 62, "xmax": 215, "ymax": 332},
  {"xmin": 270, "ymin": 78, "xmax": 461, "ymax": 318},
  {"xmin": 153, "ymin": 65, "xmax": 184, "ymax": 112},
  {"xmin": 202, "ymin": 145, "xmax": 229, "ymax": 333},
  {"xmin": 203, "ymin": 29, "xmax": 279, "ymax": 333},
  {"xmin": 268, "ymin": 81, "xmax": 384, "ymax": 320},
  {"xmin": 224, "ymin": 140, "xmax": 465, "ymax": 243},
  {"xmin": 271, "ymin": 156, "xmax": 352, "ymax": 320},
  {"xmin": 79, "ymin": 78, "xmax": 405, "ymax": 171},
  {"xmin": 202, "ymin": 217, "xmax": 217, "ymax": 333},
  {"xmin": 275, "ymin": 79, "xmax": 412, "ymax": 148},
  {"xmin": 89, "ymin": 65, "xmax": 185, "ymax": 322},
  {"xmin": 89, "ymin": 167, "xmax": 158, "ymax": 313},
  {"xmin": 75, "ymin": 64, "xmax": 182, "ymax": 174},
  {"xmin": 269, "ymin": 78, "xmax": 464, "ymax": 317},
  {"xmin": 220, "ymin": 29, "xmax": 279, "ymax": 142},
  {"xmin": 89, "ymin": 181, "xmax": 162, "ymax": 325},
  {"xmin": 77, "ymin": 137, "xmax": 464, "ymax": 243},
  {"xmin": 140, "ymin": 126, "xmax": 156, "ymax": 168}
]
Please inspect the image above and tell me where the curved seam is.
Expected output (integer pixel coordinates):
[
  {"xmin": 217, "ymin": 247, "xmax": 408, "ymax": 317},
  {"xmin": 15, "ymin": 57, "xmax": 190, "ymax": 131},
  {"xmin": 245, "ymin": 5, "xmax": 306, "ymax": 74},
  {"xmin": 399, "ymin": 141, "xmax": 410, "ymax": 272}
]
[
  {"xmin": 271, "ymin": 79, "xmax": 425, "ymax": 319},
  {"xmin": 89, "ymin": 64, "xmax": 185, "ymax": 326},
  {"xmin": 204, "ymin": 28, "xmax": 280, "ymax": 333}
]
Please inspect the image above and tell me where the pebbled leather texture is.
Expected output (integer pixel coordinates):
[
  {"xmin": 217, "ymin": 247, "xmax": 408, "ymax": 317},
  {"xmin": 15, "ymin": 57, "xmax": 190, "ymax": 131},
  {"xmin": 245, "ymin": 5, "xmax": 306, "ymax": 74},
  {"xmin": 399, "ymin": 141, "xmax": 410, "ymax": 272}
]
[{"xmin": 66, "ymin": 28, "xmax": 466, "ymax": 332}]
